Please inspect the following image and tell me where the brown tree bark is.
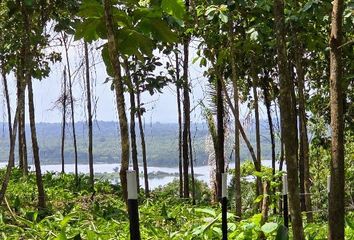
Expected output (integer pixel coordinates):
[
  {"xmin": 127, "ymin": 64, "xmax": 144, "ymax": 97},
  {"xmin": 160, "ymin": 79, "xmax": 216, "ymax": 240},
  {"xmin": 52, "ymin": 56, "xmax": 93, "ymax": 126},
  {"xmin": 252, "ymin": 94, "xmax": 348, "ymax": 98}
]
[
  {"xmin": 22, "ymin": 3, "xmax": 46, "ymax": 210},
  {"xmin": 328, "ymin": 0, "xmax": 345, "ymax": 238},
  {"xmin": 182, "ymin": 39, "xmax": 190, "ymax": 198},
  {"xmin": 274, "ymin": 0, "xmax": 304, "ymax": 238},
  {"xmin": 84, "ymin": 42, "xmax": 94, "ymax": 191},
  {"xmin": 103, "ymin": 0, "xmax": 130, "ymax": 202},
  {"xmin": 294, "ymin": 43, "xmax": 313, "ymax": 222},
  {"xmin": 215, "ymin": 64, "xmax": 225, "ymax": 201},
  {"xmin": 27, "ymin": 75, "xmax": 46, "ymax": 210}
]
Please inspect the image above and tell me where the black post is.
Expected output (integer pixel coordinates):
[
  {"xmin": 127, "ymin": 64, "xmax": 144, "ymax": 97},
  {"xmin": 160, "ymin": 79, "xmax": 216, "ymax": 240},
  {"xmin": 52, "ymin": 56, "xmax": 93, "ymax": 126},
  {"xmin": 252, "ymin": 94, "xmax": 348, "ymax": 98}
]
[
  {"xmin": 221, "ymin": 173, "xmax": 227, "ymax": 240},
  {"xmin": 127, "ymin": 170, "xmax": 141, "ymax": 240},
  {"xmin": 282, "ymin": 174, "xmax": 289, "ymax": 228}
]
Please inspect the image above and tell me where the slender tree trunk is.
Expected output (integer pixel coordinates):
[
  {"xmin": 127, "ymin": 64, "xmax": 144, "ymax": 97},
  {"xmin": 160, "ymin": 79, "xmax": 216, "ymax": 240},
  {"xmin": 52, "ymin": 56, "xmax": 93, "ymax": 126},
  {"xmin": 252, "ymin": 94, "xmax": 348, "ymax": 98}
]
[
  {"xmin": 261, "ymin": 76, "xmax": 276, "ymax": 214},
  {"xmin": 274, "ymin": 0, "xmax": 304, "ymax": 238},
  {"xmin": 18, "ymin": 76, "xmax": 27, "ymax": 173},
  {"xmin": 220, "ymin": 77, "xmax": 259, "ymax": 172},
  {"xmin": 262, "ymin": 83, "xmax": 275, "ymax": 176},
  {"xmin": 0, "ymin": 106, "xmax": 19, "ymax": 204},
  {"xmin": 230, "ymin": 39, "xmax": 242, "ymax": 219},
  {"xmin": 182, "ymin": 25, "xmax": 190, "ymax": 199},
  {"xmin": 176, "ymin": 49, "xmax": 183, "ymax": 198},
  {"xmin": 27, "ymin": 75, "xmax": 46, "ymax": 210},
  {"xmin": 189, "ymin": 129, "xmax": 196, "ymax": 205},
  {"xmin": 124, "ymin": 59, "xmax": 139, "ymax": 191},
  {"xmin": 84, "ymin": 42, "xmax": 94, "ymax": 191},
  {"xmin": 1, "ymin": 65, "xmax": 15, "ymax": 169},
  {"xmin": 295, "ymin": 44, "xmax": 313, "ymax": 221},
  {"xmin": 328, "ymin": 0, "xmax": 345, "ymax": 238},
  {"xmin": 62, "ymin": 33, "xmax": 78, "ymax": 180},
  {"xmin": 136, "ymin": 85, "xmax": 149, "ymax": 197},
  {"xmin": 61, "ymin": 68, "xmax": 67, "ymax": 174},
  {"xmin": 22, "ymin": 4, "xmax": 46, "ymax": 210},
  {"xmin": 215, "ymin": 62, "xmax": 225, "ymax": 201},
  {"xmin": 261, "ymin": 181, "xmax": 270, "ymax": 224},
  {"xmin": 103, "ymin": 0, "xmax": 130, "ymax": 202},
  {"xmin": 251, "ymin": 68, "xmax": 263, "ymax": 198}
]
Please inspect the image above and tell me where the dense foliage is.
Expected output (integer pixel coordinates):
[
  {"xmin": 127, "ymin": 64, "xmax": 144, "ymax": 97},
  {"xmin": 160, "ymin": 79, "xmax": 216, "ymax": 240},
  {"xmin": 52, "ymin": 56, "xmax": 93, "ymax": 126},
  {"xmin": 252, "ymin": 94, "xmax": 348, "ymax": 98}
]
[{"xmin": 1, "ymin": 169, "xmax": 353, "ymax": 239}]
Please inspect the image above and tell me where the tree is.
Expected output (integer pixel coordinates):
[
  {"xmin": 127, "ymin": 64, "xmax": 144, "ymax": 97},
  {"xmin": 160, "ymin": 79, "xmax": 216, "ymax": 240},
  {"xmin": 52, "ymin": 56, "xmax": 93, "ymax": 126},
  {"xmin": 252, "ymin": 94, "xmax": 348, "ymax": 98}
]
[
  {"xmin": 328, "ymin": 0, "xmax": 345, "ymax": 238},
  {"xmin": 274, "ymin": 0, "xmax": 304, "ymax": 238},
  {"xmin": 62, "ymin": 33, "xmax": 79, "ymax": 181},
  {"xmin": 103, "ymin": 0, "xmax": 130, "ymax": 201},
  {"xmin": 84, "ymin": 41, "xmax": 94, "ymax": 191}
]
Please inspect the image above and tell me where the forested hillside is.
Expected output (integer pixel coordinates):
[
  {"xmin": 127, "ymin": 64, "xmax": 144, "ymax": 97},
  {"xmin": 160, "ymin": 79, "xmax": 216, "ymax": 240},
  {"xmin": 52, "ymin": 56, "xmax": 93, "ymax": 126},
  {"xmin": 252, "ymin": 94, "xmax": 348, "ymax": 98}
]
[{"xmin": 0, "ymin": 121, "xmax": 277, "ymax": 166}]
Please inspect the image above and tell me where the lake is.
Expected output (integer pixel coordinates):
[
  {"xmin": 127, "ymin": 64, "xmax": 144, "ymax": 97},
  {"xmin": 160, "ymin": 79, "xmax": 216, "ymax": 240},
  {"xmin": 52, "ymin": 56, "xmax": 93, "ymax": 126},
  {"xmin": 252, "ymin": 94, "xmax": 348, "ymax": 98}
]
[{"xmin": 0, "ymin": 160, "xmax": 282, "ymax": 189}]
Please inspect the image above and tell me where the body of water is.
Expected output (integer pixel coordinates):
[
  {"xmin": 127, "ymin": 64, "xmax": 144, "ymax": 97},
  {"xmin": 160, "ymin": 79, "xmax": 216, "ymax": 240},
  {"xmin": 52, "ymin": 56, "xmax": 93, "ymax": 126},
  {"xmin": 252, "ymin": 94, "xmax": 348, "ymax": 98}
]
[{"xmin": 0, "ymin": 160, "xmax": 283, "ymax": 189}]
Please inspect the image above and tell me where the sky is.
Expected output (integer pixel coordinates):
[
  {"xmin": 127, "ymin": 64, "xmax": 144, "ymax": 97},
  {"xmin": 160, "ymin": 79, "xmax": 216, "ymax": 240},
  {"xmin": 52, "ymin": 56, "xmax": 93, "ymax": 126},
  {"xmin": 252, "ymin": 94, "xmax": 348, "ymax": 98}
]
[
  {"xmin": 0, "ymin": 39, "xmax": 268, "ymax": 125},
  {"xmin": 0, "ymin": 40, "xmax": 210, "ymax": 124}
]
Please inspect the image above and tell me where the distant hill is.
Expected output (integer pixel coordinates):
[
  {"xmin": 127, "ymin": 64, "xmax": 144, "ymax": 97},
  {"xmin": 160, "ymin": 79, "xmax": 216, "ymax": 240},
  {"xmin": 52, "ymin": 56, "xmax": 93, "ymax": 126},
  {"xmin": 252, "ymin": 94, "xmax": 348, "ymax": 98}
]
[{"xmin": 0, "ymin": 120, "xmax": 278, "ymax": 167}]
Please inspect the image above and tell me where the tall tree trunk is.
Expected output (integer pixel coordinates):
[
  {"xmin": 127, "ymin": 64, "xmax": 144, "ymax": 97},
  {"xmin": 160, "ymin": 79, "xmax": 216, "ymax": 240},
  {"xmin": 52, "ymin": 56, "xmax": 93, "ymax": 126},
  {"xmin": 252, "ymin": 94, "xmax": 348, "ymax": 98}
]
[
  {"xmin": 295, "ymin": 44, "xmax": 313, "ymax": 222},
  {"xmin": 274, "ymin": 0, "xmax": 304, "ymax": 238},
  {"xmin": 22, "ymin": 4, "xmax": 46, "ymax": 210},
  {"xmin": 182, "ymin": 24, "xmax": 191, "ymax": 199},
  {"xmin": 176, "ymin": 48, "xmax": 183, "ymax": 198},
  {"xmin": 251, "ymin": 67, "xmax": 263, "ymax": 198},
  {"xmin": 62, "ymin": 33, "xmax": 78, "ymax": 180},
  {"xmin": 189, "ymin": 129, "xmax": 196, "ymax": 205},
  {"xmin": 27, "ymin": 76, "xmax": 46, "ymax": 210},
  {"xmin": 261, "ymin": 76, "xmax": 276, "ymax": 214},
  {"xmin": 215, "ymin": 63, "xmax": 225, "ymax": 201},
  {"xmin": 61, "ymin": 68, "xmax": 67, "ymax": 174},
  {"xmin": 136, "ymin": 84, "xmax": 149, "ymax": 197},
  {"xmin": 103, "ymin": 0, "xmax": 130, "ymax": 202},
  {"xmin": 0, "ymin": 106, "xmax": 19, "ymax": 204},
  {"xmin": 328, "ymin": 0, "xmax": 345, "ymax": 238},
  {"xmin": 124, "ymin": 59, "xmax": 139, "ymax": 191},
  {"xmin": 84, "ymin": 42, "xmax": 94, "ymax": 191},
  {"xmin": 261, "ymin": 81, "xmax": 275, "ymax": 176},
  {"xmin": 17, "ymin": 45, "xmax": 28, "ymax": 172},
  {"xmin": 229, "ymin": 20, "xmax": 242, "ymax": 219},
  {"xmin": 1, "ymin": 65, "xmax": 15, "ymax": 169}
]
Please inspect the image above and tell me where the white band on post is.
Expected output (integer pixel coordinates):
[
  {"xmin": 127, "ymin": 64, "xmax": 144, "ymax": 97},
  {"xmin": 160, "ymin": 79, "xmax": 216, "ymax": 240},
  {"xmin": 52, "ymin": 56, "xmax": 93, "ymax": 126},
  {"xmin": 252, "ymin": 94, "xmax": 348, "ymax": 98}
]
[
  {"xmin": 127, "ymin": 170, "xmax": 138, "ymax": 200},
  {"xmin": 282, "ymin": 174, "xmax": 288, "ymax": 195},
  {"xmin": 327, "ymin": 175, "xmax": 331, "ymax": 194},
  {"xmin": 221, "ymin": 173, "xmax": 227, "ymax": 198}
]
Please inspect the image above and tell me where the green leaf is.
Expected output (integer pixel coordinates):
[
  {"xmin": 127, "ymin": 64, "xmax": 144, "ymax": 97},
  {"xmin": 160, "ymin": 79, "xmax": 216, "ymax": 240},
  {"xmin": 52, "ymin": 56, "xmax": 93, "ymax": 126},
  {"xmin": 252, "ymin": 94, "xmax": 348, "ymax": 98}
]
[
  {"xmin": 275, "ymin": 225, "xmax": 289, "ymax": 240},
  {"xmin": 261, "ymin": 222, "xmax": 278, "ymax": 234},
  {"xmin": 194, "ymin": 208, "xmax": 216, "ymax": 217},
  {"xmin": 346, "ymin": 216, "xmax": 354, "ymax": 230},
  {"xmin": 219, "ymin": 12, "xmax": 228, "ymax": 23},
  {"xmin": 253, "ymin": 195, "xmax": 263, "ymax": 203},
  {"xmin": 78, "ymin": 0, "xmax": 103, "ymax": 18},
  {"xmin": 55, "ymin": 231, "xmax": 68, "ymax": 240},
  {"xmin": 101, "ymin": 44, "xmax": 114, "ymax": 77},
  {"xmin": 161, "ymin": 0, "xmax": 185, "ymax": 20}
]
